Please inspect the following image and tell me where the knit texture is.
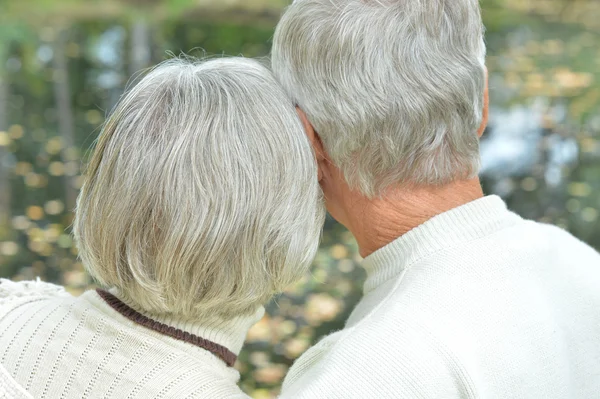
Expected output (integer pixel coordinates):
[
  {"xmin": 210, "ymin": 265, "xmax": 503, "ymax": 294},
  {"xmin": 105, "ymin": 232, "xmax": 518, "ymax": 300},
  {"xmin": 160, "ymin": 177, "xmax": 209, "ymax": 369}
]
[
  {"xmin": 0, "ymin": 279, "xmax": 261, "ymax": 398},
  {"xmin": 280, "ymin": 196, "xmax": 600, "ymax": 399},
  {"xmin": 0, "ymin": 362, "xmax": 32, "ymax": 399},
  {"xmin": 95, "ymin": 289, "xmax": 238, "ymax": 366}
]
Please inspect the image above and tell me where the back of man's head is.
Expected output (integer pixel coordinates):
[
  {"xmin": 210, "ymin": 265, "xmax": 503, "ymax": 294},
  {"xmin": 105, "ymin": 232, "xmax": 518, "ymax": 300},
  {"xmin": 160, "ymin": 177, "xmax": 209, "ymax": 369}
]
[{"xmin": 272, "ymin": 0, "xmax": 487, "ymax": 197}]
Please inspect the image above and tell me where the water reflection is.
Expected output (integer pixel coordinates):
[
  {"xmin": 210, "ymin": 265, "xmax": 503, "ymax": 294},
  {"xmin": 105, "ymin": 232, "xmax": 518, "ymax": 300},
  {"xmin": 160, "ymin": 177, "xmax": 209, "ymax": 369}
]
[{"xmin": 482, "ymin": 101, "xmax": 579, "ymax": 189}]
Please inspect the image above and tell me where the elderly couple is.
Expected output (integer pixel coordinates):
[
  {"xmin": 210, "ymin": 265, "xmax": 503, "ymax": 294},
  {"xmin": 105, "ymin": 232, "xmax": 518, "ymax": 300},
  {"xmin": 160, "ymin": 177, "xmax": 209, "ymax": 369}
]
[{"xmin": 2, "ymin": 0, "xmax": 600, "ymax": 398}]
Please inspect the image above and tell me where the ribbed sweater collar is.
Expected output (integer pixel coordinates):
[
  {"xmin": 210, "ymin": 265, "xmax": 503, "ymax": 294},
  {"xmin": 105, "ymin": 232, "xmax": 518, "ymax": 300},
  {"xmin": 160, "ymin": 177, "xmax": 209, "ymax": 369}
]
[
  {"xmin": 83, "ymin": 289, "xmax": 264, "ymax": 358},
  {"xmin": 361, "ymin": 195, "xmax": 522, "ymax": 294}
]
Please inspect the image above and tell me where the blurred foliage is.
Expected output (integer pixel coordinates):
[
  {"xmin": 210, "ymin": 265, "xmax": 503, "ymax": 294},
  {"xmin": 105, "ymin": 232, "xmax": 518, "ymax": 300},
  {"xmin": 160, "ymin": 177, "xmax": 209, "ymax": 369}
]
[{"xmin": 0, "ymin": 0, "xmax": 599, "ymax": 398}]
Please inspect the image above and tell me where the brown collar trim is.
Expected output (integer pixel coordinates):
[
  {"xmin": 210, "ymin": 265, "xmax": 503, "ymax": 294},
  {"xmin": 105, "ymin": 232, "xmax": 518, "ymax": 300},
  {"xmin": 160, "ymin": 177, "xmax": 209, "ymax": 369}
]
[{"xmin": 96, "ymin": 289, "xmax": 237, "ymax": 367}]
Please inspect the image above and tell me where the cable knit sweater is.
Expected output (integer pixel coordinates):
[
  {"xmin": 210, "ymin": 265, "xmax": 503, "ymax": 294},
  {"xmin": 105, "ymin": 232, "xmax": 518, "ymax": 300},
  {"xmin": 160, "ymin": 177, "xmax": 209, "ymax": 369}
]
[
  {"xmin": 280, "ymin": 196, "xmax": 600, "ymax": 399},
  {"xmin": 0, "ymin": 280, "xmax": 261, "ymax": 398}
]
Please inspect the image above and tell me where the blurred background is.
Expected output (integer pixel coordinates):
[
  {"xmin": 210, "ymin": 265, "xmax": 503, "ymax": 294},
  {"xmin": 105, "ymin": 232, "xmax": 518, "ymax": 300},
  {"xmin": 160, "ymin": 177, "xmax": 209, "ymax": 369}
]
[{"xmin": 0, "ymin": 0, "xmax": 599, "ymax": 397}]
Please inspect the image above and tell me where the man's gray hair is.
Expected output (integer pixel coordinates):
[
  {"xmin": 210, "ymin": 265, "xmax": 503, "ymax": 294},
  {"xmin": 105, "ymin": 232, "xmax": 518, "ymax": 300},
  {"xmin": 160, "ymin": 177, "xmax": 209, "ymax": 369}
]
[
  {"xmin": 73, "ymin": 57, "xmax": 325, "ymax": 320},
  {"xmin": 272, "ymin": 0, "xmax": 487, "ymax": 197}
]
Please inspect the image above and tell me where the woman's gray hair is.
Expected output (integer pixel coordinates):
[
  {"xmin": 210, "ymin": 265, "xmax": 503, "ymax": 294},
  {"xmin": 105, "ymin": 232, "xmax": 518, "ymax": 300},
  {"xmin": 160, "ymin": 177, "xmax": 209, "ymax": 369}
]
[
  {"xmin": 73, "ymin": 57, "xmax": 325, "ymax": 320},
  {"xmin": 272, "ymin": 0, "xmax": 487, "ymax": 197}
]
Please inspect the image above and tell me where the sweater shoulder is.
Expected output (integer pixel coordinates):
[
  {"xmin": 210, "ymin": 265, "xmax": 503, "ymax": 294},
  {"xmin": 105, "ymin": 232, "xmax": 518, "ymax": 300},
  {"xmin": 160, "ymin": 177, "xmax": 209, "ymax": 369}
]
[
  {"xmin": 0, "ymin": 278, "xmax": 70, "ymax": 298},
  {"xmin": 471, "ymin": 219, "xmax": 600, "ymax": 269},
  {"xmin": 0, "ymin": 279, "xmax": 71, "ymax": 314},
  {"xmin": 0, "ymin": 286, "xmax": 247, "ymax": 399},
  {"xmin": 281, "ymin": 320, "xmax": 477, "ymax": 399}
]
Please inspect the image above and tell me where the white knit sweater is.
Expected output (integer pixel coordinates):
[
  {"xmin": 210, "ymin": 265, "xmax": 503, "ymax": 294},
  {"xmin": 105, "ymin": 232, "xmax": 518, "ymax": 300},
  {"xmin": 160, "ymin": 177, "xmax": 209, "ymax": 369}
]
[
  {"xmin": 0, "ymin": 280, "xmax": 262, "ymax": 398},
  {"xmin": 280, "ymin": 196, "xmax": 600, "ymax": 398}
]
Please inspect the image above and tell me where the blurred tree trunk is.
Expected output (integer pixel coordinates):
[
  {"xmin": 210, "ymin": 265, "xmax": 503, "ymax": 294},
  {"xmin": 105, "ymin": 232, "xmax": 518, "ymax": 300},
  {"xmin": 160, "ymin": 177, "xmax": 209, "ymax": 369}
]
[
  {"xmin": 0, "ymin": 71, "xmax": 10, "ymax": 227},
  {"xmin": 52, "ymin": 29, "xmax": 78, "ymax": 213},
  {"xmin": 129, "ymin": 19, "xmax": 151, "ymax": 79}
]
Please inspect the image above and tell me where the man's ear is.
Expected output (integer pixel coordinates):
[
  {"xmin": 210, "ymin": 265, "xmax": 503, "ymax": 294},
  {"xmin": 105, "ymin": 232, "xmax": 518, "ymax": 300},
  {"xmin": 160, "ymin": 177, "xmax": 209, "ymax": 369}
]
[
  {"xmin": 296, "ymin": 107, "xmax": 326, "ymax": 180},
  {"xmin": 477, "ymin": 68, "xmax": 489, "ymax": 138}
]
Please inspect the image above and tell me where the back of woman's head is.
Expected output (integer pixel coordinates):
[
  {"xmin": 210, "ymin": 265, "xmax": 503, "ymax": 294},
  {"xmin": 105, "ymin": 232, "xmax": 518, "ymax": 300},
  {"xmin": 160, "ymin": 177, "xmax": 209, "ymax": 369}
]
[{"xmin": 73, "ymin": 57, "xmax": 325, "ymax": 320}]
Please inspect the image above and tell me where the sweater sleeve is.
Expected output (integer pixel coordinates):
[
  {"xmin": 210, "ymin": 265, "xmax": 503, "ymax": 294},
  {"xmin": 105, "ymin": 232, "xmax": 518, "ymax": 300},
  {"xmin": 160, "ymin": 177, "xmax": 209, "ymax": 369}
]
[{"xmin": 0, "ymin": 362, "xmax": 33, "ymax": 399}]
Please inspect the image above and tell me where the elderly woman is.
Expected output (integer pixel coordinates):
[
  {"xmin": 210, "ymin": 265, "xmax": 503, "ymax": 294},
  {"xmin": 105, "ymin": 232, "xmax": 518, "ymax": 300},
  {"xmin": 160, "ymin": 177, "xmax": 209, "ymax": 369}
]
[{"xmin": 0, "ymin": 57, "xmax": 324, "ymax": 398}]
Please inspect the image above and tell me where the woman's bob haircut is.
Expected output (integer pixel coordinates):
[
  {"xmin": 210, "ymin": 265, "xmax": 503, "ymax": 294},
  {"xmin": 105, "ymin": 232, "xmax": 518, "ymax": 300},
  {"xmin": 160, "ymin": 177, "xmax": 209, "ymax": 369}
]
[{"xmin": 73, "ymin": 57, "xmax": 325, "ymax": 320}]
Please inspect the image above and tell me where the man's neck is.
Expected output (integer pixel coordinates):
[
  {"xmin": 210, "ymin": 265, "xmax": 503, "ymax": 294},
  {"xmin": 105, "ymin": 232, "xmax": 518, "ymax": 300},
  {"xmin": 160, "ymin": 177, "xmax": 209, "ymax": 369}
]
[{"xmin": 343, "ymin": 178, "xmax": 484, "ymax": 258}]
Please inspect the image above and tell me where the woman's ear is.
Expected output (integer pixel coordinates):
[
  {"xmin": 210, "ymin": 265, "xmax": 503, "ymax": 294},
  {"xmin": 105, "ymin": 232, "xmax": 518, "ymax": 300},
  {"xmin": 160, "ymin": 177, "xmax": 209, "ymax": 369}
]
[
  {"xmin": 296, "ymin": 107, "xmax": 325, "ymax": 181},
  {"xmin": 477, "ymin": 68, "xmax": 489, "ymax": 138}
]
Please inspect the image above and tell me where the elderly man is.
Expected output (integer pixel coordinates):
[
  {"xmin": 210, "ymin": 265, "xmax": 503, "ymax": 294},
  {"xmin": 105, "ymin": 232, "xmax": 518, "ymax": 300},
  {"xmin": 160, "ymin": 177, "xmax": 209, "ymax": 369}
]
[{"xmin": 272, "ymin": 0, "xmax": 600, "ymax": 398}]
